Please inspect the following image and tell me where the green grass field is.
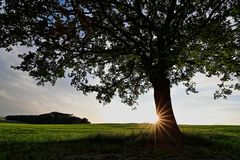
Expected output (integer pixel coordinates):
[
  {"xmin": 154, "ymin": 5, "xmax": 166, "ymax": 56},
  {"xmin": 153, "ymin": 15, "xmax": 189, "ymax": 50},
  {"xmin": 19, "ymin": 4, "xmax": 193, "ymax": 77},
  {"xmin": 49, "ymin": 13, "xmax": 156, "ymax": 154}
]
[{"xmin": 0, "ymin": 122, "xmax": 239, "ymax": 160}]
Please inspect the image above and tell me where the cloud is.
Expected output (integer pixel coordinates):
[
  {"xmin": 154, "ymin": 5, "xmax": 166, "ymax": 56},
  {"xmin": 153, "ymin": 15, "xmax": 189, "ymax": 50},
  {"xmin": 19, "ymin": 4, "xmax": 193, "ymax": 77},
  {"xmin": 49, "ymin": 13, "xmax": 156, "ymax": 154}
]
[
  {"xmin": 0, "ymin": 89, "xmax": 13, "ymax": 100},
  {"xmin": 0, "ymin": 47, "xmax": 102, "ymax": 122},
  {"xmin": 0, "ymin": 47, "xmax": 240, "ymax": 124}
]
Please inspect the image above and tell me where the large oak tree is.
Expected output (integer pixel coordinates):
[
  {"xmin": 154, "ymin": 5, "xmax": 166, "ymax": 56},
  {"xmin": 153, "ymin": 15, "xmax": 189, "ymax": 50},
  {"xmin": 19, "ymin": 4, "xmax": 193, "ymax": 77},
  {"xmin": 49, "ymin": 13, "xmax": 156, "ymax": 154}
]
[{"xmin": 0, "ymin": 0, "xmax": 239, "ymax": 143}]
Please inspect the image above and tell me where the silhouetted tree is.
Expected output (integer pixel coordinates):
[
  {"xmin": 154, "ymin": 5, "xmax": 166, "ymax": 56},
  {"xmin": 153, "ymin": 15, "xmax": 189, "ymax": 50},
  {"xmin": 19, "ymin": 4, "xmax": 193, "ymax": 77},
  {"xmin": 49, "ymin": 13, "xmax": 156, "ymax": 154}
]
[
  {"xmin": 0, "ymin": 0, "xmax": 239, "ymax": 143},
  {"xmin": 5, "ymin": 112, "xmax": 90, "ymax": 124}
]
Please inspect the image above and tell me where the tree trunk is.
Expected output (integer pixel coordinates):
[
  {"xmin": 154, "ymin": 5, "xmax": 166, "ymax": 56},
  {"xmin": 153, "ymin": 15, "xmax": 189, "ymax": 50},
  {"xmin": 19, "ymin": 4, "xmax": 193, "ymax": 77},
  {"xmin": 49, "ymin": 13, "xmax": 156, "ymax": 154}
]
[{"xmin": 150, "ymin": 75, "xmax": 182, "ymax": 144}]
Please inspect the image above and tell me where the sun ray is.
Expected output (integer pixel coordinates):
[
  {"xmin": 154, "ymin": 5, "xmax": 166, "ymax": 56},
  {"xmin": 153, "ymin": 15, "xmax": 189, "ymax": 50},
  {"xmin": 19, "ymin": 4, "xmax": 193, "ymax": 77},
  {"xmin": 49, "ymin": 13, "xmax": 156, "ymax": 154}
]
[{"xmin": 139, "ymin": 100, "xmax": 180, "ymax": 144}]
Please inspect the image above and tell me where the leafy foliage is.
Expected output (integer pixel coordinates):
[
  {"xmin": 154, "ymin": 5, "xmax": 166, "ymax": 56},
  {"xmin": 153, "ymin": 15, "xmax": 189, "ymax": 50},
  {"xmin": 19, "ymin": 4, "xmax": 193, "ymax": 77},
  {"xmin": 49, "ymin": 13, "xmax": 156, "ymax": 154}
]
[{"xmin": 0, "ymin": 0, "xmax": 239, "ymax": 105}]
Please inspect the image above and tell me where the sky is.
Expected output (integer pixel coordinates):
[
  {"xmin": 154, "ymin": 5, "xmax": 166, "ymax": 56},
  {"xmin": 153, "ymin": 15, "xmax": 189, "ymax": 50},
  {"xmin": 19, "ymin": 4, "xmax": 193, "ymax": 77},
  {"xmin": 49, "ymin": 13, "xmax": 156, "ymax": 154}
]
[{"xmin": 0, "ymin": 47, "xmax": 240, "ymax": 125}]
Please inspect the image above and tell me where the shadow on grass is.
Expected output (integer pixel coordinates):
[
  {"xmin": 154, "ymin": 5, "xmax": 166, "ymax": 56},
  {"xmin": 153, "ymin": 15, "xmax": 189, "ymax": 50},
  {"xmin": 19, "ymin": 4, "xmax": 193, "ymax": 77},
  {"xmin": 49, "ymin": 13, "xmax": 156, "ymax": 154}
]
[{"xmin": 1, "ymin": 132, "xmax": 239, "ymax": 160}]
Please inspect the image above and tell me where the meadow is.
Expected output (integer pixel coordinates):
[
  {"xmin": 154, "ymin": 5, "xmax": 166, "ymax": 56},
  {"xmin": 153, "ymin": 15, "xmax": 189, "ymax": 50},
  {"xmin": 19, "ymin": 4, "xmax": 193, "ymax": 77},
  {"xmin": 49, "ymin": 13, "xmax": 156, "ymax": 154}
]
[{"xmin": 0, "ymin": 122, "xmax": 239, "ymax": 160}]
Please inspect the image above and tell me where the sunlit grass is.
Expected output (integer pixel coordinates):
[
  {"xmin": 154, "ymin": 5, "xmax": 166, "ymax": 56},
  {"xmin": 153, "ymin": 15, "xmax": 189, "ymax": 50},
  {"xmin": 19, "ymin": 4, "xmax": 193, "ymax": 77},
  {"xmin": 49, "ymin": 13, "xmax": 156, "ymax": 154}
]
[{"xmin": 0, "ymin": 122, "xmax": 240, "ymax": 160}]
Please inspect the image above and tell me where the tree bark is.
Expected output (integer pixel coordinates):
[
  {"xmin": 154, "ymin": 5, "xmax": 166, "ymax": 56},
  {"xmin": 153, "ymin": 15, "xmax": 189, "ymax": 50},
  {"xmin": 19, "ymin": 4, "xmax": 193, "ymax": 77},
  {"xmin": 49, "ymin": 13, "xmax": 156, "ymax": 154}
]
[{"xmin": 150, "ymin": 75, "xmax": 182, "ymax": 144}]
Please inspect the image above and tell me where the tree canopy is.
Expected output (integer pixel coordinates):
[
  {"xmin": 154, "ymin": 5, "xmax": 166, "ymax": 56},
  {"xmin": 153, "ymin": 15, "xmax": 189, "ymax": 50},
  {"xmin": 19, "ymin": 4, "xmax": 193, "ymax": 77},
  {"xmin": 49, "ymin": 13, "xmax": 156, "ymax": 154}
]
[{"xmin": 0, "ymin": 0, "xmax": 240, "ymax": 106}]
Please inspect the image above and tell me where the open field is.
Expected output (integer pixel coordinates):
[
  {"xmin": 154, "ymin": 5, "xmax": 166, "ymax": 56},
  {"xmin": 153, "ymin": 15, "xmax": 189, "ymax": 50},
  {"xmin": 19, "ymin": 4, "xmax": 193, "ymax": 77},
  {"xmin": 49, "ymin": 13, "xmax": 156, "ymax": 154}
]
[{"xmin": 0, "ymin": 122, "xmax": 239, "ymax": 160}]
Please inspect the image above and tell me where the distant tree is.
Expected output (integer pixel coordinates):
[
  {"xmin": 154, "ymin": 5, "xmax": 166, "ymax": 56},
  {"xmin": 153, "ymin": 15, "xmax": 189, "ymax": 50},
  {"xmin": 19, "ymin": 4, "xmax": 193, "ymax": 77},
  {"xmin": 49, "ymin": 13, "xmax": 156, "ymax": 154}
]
[
  {"xmin": 0, "ymin": 0, "xmax": 239, "ymax": 143},
  {"xmin": 5, "ymin": 115, "xmax": 37, "ymax": 123},
  {"xmin": 5, "ymin": 112, "xmax": 90, "ymax": 124},
  {"xmin": 81, "ymin": 118, "xmax": 90, "ymax": 124}
]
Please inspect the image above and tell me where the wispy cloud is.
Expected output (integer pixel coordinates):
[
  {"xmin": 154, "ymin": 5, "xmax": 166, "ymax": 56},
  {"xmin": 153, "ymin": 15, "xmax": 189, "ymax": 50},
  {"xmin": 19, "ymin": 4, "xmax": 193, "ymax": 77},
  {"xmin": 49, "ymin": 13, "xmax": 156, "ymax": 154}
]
[
  {"xmin": 0, "ymin": 89, "xmax": 13, "ymax": 100},
  {"xmin": 0, "ymin": 47, "xmax": 240, "ymax": 124}
]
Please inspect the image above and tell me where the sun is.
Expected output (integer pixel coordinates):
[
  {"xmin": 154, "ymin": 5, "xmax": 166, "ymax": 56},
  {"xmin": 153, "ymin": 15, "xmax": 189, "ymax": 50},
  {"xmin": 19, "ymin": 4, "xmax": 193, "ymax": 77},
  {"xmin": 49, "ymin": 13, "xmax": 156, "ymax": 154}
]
[{"xmin": 149, "ymin": 114, "xmax": 159, "ymax": 124}]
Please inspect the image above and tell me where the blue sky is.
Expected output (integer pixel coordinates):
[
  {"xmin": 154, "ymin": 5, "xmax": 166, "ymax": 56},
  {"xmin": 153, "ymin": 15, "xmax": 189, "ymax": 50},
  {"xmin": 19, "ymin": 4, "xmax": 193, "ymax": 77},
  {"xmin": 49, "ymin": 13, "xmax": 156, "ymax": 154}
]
[{"xmin": 0, "ymin": 47, "xmax": 240, "ymax": 124}]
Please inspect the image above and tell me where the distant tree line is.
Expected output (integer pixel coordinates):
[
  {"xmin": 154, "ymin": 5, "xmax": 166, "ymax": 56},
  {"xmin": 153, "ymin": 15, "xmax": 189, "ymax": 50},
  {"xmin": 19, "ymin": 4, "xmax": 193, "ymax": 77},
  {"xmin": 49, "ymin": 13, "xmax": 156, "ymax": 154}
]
[{"xmin": 5, "ymin": 112, "xmax": 90, "ymax": 124}]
